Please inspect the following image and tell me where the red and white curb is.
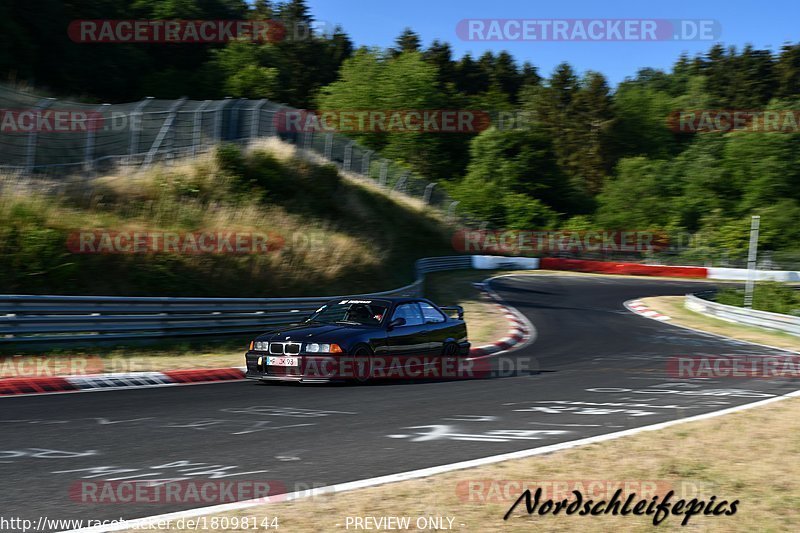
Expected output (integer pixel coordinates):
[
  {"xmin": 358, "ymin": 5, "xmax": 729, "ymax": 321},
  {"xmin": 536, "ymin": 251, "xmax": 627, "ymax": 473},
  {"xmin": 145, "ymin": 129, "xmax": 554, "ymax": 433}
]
[
  {"xmin": 467, "ymin": 278, "xmax": 535, "ymax": 358},
  {"xmin": 0, "ymin": 281, "xmax": 534, "ymax": 397},
  {"xmin": 0, "ymin": 367, "xmax": 246, "ymax": 397},
  {"xmin": 625, "ymin": 299, "xmax": 671, "ymax": 321}
]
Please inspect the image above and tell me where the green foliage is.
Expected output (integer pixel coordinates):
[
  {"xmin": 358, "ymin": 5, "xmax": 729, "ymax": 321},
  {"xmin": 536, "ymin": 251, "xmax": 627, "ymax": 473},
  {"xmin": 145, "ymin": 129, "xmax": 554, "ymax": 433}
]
[
  {"xmin": 215, "ymin": 143, "xmax": 247, "ymax": 177},
  {"xmin": 716, "ymin": 283, "xmax": 800, "ymax": 316},
  {"xmin": 596, "ymin": 157, "xmax": 675, "ymax": 229},
  {"xmin": 503, "ymin": 194, "xmax": 557, "ymax": 230}
]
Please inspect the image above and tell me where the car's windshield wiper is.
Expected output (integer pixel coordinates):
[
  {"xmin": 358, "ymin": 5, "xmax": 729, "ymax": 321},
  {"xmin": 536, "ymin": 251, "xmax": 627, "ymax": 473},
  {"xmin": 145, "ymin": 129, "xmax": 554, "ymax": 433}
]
[{"xmin": 335, "ymin": 320, "xmax": 363, "ymax": 325}]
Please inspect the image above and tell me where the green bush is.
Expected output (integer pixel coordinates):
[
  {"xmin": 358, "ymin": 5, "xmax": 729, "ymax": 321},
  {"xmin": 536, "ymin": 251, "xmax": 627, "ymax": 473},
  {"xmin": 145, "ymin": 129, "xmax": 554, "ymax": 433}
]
[
  {"xmin": 244, "ymin": 150, "xmax": 290, "ymax": 195},
  {"xmin": 715, "ymin": 282, "xmax": 800, "ymax": 315},
  {"xmin": 215, "ymin": 143, "xmax": 246, "ymax": 178},
  {"xmin": 307, "ymin": 163, "xmax": 342, "ymax": 197}
]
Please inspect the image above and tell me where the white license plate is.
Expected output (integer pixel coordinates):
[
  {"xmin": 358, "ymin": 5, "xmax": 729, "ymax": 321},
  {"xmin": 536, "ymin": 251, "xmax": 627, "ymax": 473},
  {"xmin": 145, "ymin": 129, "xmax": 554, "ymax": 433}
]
[{"xmin": 266, "ymin": 356, "xmax": 299, "ymax": 367}]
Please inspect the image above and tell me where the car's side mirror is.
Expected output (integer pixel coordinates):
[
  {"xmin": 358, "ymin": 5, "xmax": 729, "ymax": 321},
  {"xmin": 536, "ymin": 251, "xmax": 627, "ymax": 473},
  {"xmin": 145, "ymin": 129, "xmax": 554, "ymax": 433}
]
[{"xmin": 388, "ymin": 317, "xmax": 406, "ymax": 330}]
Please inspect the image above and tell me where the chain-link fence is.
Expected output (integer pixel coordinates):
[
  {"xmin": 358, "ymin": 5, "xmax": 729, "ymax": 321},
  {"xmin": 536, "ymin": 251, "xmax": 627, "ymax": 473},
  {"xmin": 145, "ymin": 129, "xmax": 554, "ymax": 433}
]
[{"xmin": 0, "ymin": 84, "xmax": 467, "ymax": 218}]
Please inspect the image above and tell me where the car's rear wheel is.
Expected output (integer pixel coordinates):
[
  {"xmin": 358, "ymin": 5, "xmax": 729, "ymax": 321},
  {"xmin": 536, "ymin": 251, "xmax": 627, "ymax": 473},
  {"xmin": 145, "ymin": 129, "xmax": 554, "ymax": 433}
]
[{"xmin": 442, "ymin": 342, "xmax": 459, "ymax": 357}]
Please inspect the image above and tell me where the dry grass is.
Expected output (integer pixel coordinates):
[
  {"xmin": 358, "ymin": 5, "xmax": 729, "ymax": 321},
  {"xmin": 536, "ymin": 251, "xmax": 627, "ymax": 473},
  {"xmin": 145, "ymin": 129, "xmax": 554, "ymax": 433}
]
[
  {"xmin": 425, "ymin": 270, "xmax": 512, "ymax": 346},
  {"xmin": 1, "ymin": 137, "xmax": 459, "ymax": 297}
]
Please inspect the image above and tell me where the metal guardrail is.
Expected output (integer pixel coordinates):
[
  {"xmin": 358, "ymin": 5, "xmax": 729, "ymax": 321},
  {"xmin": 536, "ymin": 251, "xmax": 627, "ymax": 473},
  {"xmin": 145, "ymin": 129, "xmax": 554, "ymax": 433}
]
[
  {"xmin": 0, "ymin": 256, "xmax": 473, "ymax": 345},
  {"xmin": 685, "ymin": 292, "xmax": 800, "ymax": 337}
]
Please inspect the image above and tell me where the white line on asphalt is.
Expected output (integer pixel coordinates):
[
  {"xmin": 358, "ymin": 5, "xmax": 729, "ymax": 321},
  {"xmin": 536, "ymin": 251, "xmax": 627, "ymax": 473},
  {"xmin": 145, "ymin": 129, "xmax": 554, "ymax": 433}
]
[{"xmin": 62, "ymin": 388, "xmax": 800, "ymax": 533}]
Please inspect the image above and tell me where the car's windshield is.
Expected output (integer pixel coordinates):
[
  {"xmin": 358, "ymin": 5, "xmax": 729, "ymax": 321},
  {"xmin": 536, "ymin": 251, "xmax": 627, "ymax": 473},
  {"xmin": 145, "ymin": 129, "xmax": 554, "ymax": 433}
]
[{"xmin": 306, "ymin": 299, "xmax": 389, "ymax": 326}]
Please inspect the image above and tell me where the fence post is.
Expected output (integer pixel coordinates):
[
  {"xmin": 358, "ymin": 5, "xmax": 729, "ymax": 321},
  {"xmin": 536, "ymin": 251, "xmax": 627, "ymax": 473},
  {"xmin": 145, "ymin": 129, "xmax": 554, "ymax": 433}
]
[
  {"xmin": 215, "ymin": 97, "xmax": 232, "ymax": 142},
  {"xmin": 228, "ymin": 98, "xmax": 246, "ymax": 141},
  {"xmin": 379, "ymin": 159, "xmax": 388, "ymax": 186},
  {"xmin": 447, "ymin": 200, "xmax": 459, "ymax": 219},
  {"xmin": 324, "ymin": 132, "xmax": 333, "ymax": 160},
  {"xmin": 84, "ymin": 103, "xmax": 110, "ymax": 175},
  {"xmin": 393, "ymin": 171, "xmax": 409, "ymax": 193},
  {"xmin": 192, "ymin": 100, "xmax": 212, "ymax": 157},
  {"xmin": 25, "ymin": 98, "xmax": 55, "ymax": 172},
  {"xmin": 343, "ymin": 140, "xmax": 355, "ymax": 171},
  {"xmin": 250, "ymin": 99, "xmax": 267, "ymax": 140},
  {"xmin": 361, "ymin": 149, "xmax": 372, "ymax": 175},
  {"xmin": 128, "ymin": 97, "xmax": 153, "ymax": 163},
  {"xmin": 423, "ymin": 182, "xmax": 436, "ymax": 204},
  {"xmin": 264, "ymin": 109, "xmax": 277, "ymax": 137},
  {"xmin": 142, "ymin": 97, "xmax": 187, "ymax": 168}
]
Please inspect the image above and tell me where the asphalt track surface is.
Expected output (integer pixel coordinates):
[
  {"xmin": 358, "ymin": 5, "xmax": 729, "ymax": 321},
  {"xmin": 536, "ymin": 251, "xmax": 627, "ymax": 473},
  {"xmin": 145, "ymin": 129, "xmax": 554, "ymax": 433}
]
[{"xmin": 2, "ymin": 274, "xmax": 799, "ymax": 530}]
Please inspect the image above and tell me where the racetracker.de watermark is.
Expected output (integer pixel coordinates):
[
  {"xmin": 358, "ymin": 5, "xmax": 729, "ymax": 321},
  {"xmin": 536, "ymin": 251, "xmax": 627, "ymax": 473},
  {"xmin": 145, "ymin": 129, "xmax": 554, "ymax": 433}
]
[
  {"xmin": 273, "ymin": 109, "xmax": 492, "ymax": 134},
  {"xmin": 70, "ymin": 480, "xmax": 287, "ymax": 504},
  {"xmin": 456, "ymin": 19, "xmax": 720, "ymax": 41},
  {"xmin": 668, "ymin": 355, "xmax": 800, "ymax": 378},
  {"xmin": 252, "ymin": 355, "xmax": 539, "ymax": 380},
  {"xmin": 0, "ymin": 109, "xmax": 104, "ymax": 133},
  {"xmin": 0, "ymin": 356, "xmax": 104, "ymax": 378},
  {"xmin": 67, "ymin": 19, "xmax": 335, "ymax": 43},
  {"xmin": 452, "ymin": 230, "xmax": 671, "ymax": 255},
  {"xmin": 66, "ymin": 231, "xmax": 284, "ymax": 254},
  {"xmin": 669, "ymin": 109, "xmax": 800, "ymax": 133}
]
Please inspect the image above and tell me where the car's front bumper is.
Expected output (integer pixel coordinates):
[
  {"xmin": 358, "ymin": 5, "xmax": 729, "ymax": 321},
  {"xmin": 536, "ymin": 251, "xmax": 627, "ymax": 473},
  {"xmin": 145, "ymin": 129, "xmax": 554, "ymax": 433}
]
[{"xmin": 244, "ymin": 351, "xmax": 345, "ymax": 383}]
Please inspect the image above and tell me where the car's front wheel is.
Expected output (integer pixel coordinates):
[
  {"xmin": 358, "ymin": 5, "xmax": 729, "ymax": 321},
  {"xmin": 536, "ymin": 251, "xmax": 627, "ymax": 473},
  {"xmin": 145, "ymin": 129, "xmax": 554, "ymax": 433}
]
[{"xmin": 352, "ymin": 345, "xmax": 373, "ymax": 382}]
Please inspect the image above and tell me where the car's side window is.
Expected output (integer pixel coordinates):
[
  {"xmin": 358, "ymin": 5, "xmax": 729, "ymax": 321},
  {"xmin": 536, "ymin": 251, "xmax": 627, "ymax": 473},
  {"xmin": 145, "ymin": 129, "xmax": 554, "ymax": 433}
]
[
  {"xmin": 392, "ymin": 303, "xmax": 424, "ymax": 326},
  {"xmin": 419, "ymin": 302, "xmax": 446, "ymax": 323}
]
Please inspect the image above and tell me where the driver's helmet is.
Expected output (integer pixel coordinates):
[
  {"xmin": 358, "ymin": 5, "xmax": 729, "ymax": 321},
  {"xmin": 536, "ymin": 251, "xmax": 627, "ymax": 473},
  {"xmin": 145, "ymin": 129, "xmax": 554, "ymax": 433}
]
[{"xmin": 348, "ymin": 304, "xmax": 372, "ymax": 322}]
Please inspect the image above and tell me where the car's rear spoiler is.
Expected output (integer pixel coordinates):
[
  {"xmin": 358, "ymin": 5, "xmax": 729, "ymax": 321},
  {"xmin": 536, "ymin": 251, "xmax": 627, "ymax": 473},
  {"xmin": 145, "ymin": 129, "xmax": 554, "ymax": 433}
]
[{"xmin": 440, "ymin": 305, "xmax": 464, "ymax": 320}]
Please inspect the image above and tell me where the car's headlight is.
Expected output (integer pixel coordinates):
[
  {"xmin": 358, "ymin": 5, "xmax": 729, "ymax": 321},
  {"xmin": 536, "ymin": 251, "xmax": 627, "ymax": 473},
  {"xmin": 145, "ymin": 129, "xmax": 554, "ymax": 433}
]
[
  {"xmin": 305, "ymin": 343, "xmax": 342, "ymax": 353},
  {"xmin": 254, "ymin": 341, "xmax": 267, "ymax": 351}
]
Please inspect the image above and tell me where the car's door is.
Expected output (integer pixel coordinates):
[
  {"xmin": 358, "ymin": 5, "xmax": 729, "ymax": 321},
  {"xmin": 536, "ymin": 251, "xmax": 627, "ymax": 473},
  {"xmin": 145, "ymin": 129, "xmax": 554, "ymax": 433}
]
[
  {"xmin": 385, "ymin": 303, "xmax": 427, "ymax": 361},
  {"xmin": 418, "ymin": 301, "xmax": 448, "ymax": 356}
]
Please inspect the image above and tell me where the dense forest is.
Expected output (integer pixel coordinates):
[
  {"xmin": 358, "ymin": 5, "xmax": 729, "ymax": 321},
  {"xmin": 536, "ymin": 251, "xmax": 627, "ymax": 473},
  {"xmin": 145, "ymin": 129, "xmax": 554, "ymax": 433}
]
[{"xmin": 3, "ymin": 0, "xmax": 800, "ymax": 263}]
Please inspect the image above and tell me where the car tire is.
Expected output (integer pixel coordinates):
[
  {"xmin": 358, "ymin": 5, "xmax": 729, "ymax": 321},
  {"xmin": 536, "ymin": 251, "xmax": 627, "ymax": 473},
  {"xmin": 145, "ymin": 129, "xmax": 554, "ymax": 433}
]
[
  {"xmin": 352, "ymin": 345, "xmax": 373, "ymax": 383},
  {"xmin": 442, "ymin": 342, "xmax": 459, "ymax": 357}
]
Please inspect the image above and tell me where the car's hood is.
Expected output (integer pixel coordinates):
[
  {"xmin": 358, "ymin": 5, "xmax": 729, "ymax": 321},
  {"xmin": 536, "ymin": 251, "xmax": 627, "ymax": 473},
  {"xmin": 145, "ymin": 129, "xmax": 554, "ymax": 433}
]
[{"xmin": 257, "ymin": 322, "xmax": 372, "ymax": 343}]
